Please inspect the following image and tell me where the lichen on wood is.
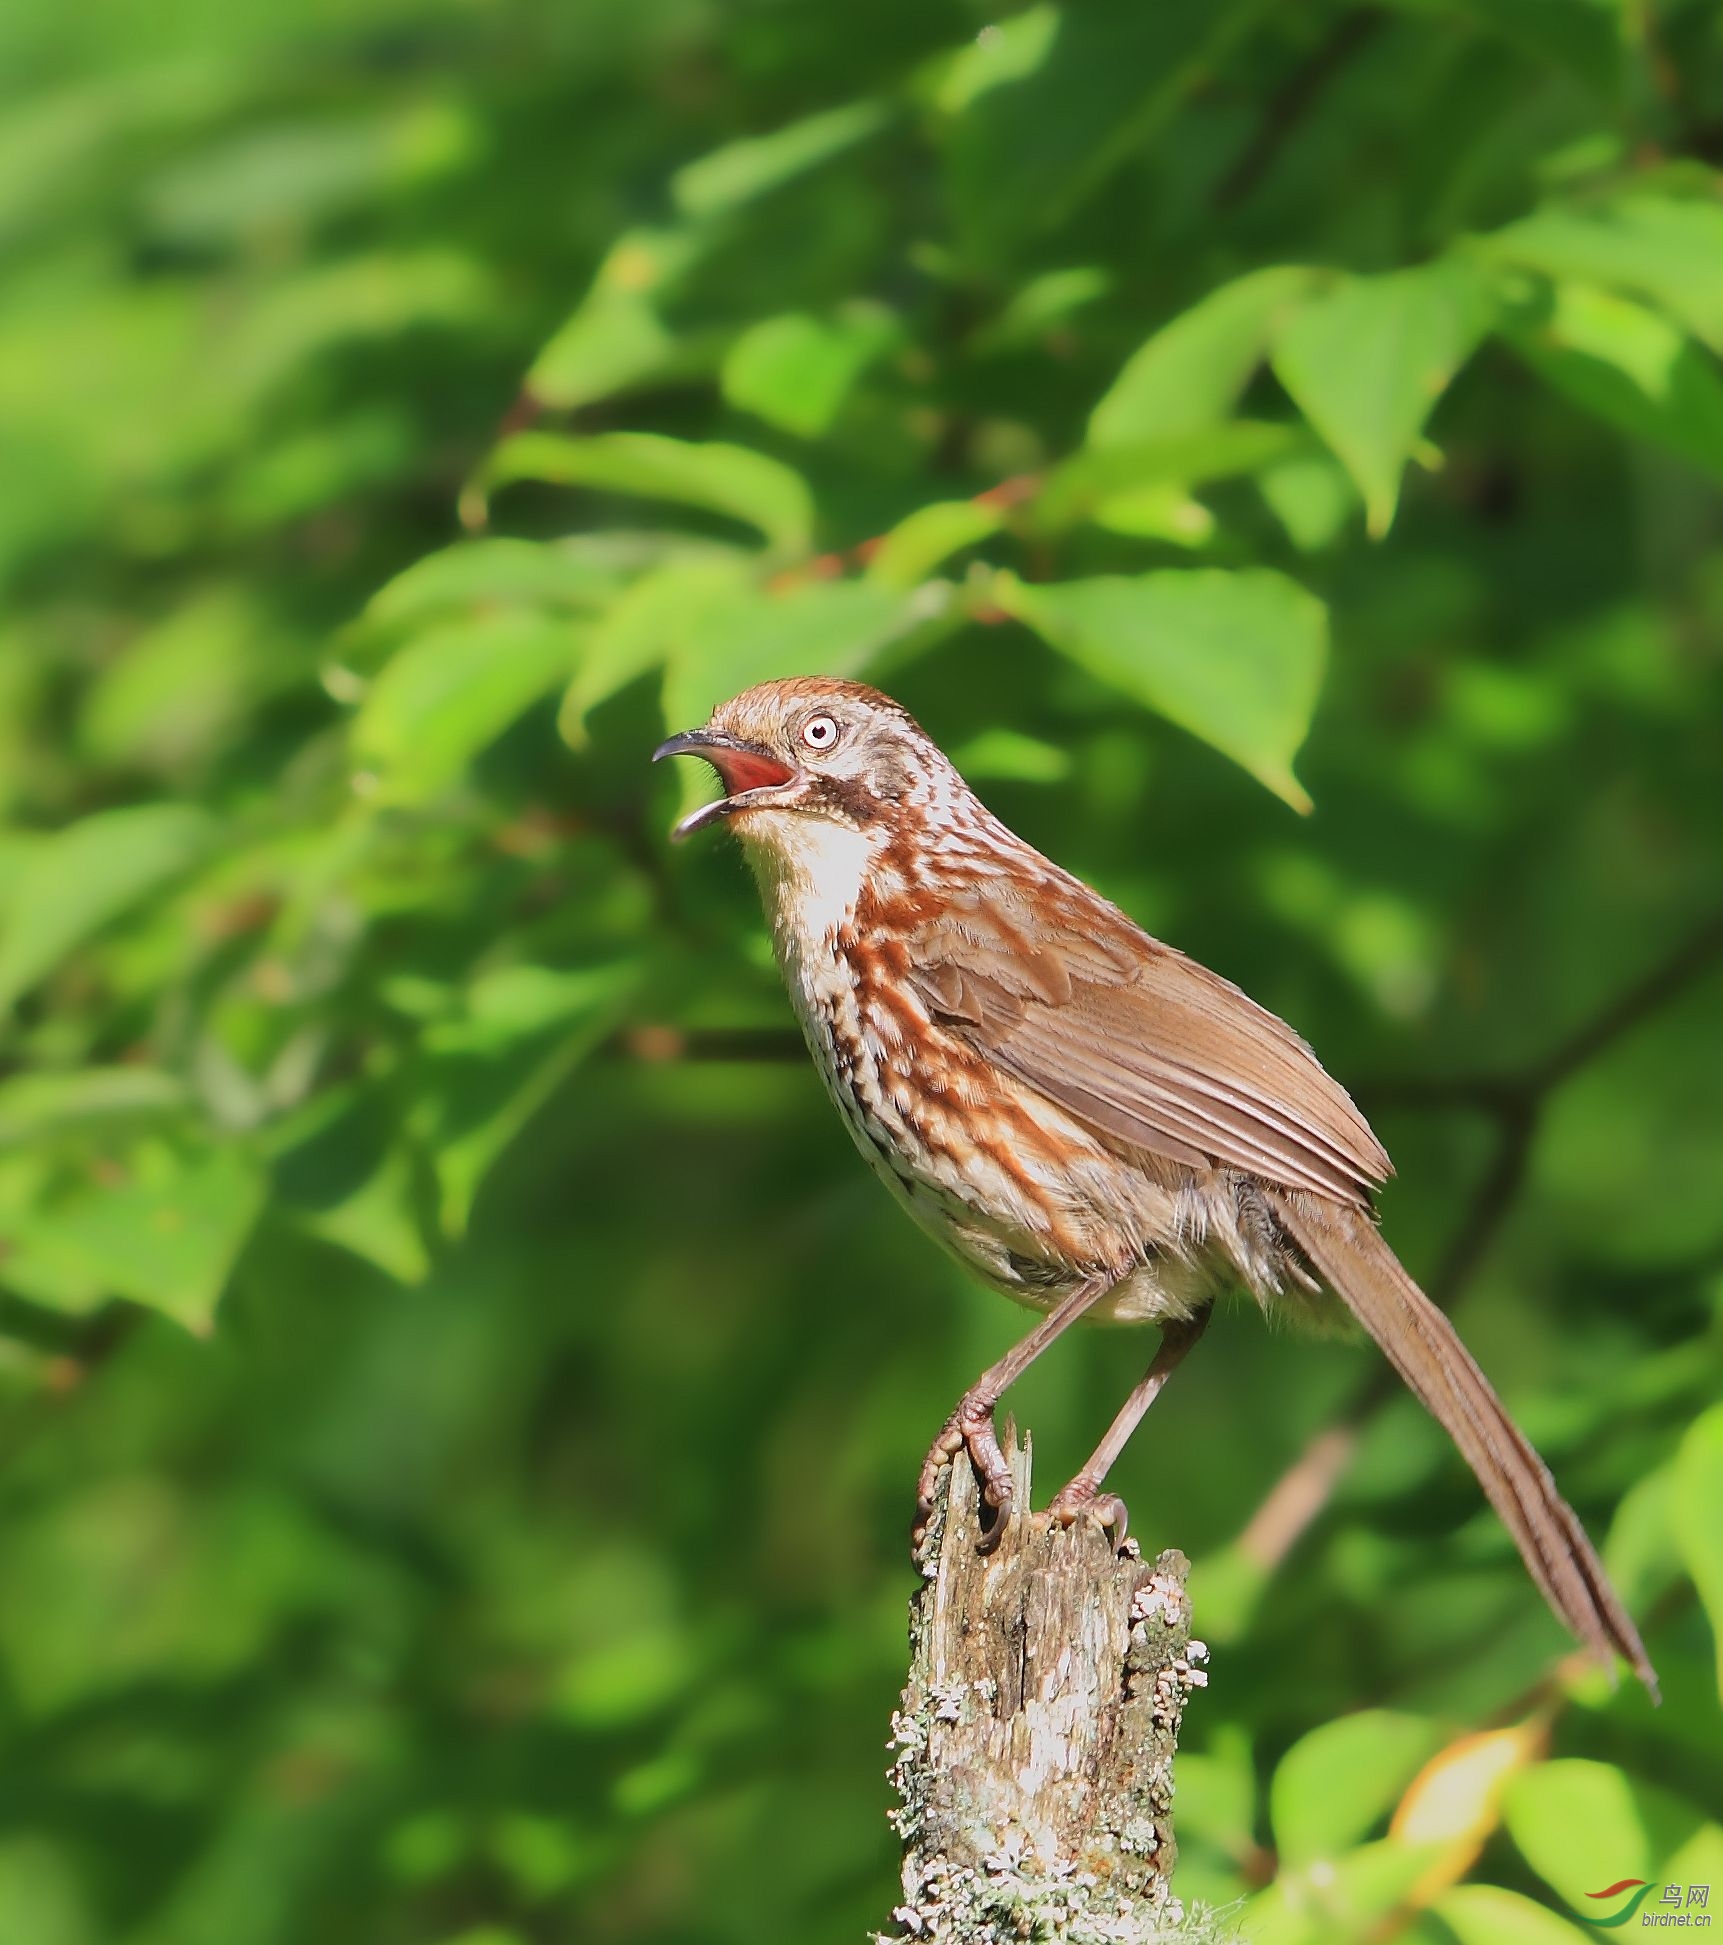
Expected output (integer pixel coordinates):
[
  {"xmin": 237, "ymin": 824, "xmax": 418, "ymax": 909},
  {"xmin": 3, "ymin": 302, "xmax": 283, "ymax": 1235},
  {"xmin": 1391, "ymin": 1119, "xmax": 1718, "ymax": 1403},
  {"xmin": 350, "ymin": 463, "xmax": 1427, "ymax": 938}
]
[{"xmin": 882, "ymin": 1436, "xmax": 1208, "ymax": 1943}]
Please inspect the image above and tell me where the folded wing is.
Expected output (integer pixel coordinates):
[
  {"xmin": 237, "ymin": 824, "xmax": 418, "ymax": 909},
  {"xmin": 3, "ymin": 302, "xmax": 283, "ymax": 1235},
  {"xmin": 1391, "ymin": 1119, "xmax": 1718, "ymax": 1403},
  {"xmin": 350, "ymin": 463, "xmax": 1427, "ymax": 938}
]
[{"xmin": 901, "ymin": 883, "xmax": 1390, "ymax": 1204}]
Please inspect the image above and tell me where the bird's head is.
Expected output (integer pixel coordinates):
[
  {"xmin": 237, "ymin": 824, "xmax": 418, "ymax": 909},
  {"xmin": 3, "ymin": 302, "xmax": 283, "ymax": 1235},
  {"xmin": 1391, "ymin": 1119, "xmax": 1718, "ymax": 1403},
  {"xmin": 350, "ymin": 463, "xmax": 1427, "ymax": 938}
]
[{"xmin": 654, "ymin": 677, "xmax": 949, "ymax": 850}]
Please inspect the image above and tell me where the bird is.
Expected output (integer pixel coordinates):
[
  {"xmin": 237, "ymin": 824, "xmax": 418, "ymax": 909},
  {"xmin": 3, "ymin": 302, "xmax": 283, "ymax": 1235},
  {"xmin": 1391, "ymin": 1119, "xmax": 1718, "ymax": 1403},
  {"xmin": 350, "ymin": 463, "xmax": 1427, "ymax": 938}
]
[{"xmin": 654, "ymin": 675, "xmax": 1657, "ymax": 1696}]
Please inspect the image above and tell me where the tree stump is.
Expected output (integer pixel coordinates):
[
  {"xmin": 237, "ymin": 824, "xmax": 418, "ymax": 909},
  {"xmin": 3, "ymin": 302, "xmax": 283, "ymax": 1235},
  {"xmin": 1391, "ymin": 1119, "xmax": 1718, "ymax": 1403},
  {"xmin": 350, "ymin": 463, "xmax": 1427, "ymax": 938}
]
[{"xmin": 883, "ymin": 1436, "xmax": 1206, "ymax": 1943}]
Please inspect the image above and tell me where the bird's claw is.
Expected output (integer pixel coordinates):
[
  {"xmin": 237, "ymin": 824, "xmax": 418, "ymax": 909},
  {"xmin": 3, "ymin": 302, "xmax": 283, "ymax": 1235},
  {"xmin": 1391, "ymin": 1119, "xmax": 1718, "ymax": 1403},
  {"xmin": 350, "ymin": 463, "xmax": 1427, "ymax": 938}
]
[
  {"xmin": 973, "ymin": 1472, "xmax": 1013, "ymax": 1554},
  {"xmin": 912, "ymin": 1398, "xmax": 1013, "ymax": 1555},
  {"xmin": 910, "ymin": 1423, "xmax": 964, "ymax": 1553},
  {"xmin": 1047, "ymin": 1481, "xmax": 1130, "ymax": 1550}
]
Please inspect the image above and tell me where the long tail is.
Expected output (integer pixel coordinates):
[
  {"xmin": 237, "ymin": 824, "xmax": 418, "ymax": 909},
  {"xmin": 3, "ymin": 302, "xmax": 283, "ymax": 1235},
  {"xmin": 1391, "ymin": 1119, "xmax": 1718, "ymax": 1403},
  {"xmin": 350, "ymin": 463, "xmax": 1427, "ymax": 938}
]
[{"xmin": 1268, "ymin": 1193, "xmax": 1658, "ymax": 1699}]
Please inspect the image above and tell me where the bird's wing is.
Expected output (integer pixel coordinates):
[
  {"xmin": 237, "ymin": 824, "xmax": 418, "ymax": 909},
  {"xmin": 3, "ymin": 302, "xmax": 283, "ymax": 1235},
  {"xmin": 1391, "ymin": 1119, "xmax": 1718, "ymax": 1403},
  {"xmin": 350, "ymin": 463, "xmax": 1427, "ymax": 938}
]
[{"xmin": 900, "ymin": 880, "xmax": 1390, "ymax": 1203}]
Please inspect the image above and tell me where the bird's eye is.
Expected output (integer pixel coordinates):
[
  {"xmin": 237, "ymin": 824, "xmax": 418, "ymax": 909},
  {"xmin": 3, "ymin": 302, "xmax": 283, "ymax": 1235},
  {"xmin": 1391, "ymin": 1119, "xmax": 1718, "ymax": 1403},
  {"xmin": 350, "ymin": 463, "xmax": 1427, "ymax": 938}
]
[{"xmin": 800, "ymin": 713, "xmax": 840, "ymax": 752}]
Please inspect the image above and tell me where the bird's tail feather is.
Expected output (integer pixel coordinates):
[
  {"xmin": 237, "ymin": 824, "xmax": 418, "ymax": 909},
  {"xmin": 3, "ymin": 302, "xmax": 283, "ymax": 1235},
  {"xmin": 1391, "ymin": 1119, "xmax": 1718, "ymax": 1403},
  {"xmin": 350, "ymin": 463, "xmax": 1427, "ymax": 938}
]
[{"xmin": 1269, "ymin": 1193, "xmax": 1657, "ymax": 1699}]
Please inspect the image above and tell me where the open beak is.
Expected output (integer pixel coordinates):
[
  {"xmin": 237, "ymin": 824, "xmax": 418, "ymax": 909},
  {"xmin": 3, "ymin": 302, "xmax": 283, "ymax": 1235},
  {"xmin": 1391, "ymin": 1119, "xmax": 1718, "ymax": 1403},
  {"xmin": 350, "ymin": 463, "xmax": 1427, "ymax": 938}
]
[{"xmin": 653, "ymin": 728, "xmax": 803, "ymax": 841}]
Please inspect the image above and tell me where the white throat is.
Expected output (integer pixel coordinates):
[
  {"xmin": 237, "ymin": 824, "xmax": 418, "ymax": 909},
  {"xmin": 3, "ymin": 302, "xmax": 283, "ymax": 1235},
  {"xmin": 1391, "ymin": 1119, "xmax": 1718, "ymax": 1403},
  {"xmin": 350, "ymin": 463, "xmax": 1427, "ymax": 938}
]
[{"xmin": 738, "ymin": 812, "xmax": 877, "ymax": 968}]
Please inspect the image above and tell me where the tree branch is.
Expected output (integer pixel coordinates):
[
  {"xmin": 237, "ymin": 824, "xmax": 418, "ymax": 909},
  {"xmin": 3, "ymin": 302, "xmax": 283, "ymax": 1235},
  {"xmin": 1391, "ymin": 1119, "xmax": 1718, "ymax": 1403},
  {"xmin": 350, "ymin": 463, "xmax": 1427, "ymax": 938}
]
[{"xmin": 883, "ymin": 1438, "xmax": 1210, "ymax": 1943}]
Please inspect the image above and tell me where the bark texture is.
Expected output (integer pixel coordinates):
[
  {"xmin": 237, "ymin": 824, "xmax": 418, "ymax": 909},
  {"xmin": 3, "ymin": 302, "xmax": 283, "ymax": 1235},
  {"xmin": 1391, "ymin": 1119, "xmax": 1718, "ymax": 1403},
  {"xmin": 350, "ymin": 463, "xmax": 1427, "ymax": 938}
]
[{"xmin": 883, "ymin": 1437, "xmax": 1205, "ymax": 1942}]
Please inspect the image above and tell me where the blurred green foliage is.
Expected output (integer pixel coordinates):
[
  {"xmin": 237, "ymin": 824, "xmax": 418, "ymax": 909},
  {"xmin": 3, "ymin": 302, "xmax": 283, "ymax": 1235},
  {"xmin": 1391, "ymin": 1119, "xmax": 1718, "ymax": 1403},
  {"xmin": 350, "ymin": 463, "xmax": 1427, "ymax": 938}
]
[{"xmin": 2, "ymin": 0, "xmax": 1722, "ymax": 1939}]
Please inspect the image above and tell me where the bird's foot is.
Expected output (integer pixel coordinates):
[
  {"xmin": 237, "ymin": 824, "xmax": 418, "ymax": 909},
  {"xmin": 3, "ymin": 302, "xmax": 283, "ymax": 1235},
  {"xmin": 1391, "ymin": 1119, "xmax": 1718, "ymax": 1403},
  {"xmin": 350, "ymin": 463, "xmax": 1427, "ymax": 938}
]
[
  {"xmin": 912, "ymin": 1395, "xmax": 1012, "ymax": 1556},
  {"xmin": 1047, "ymin": 1478, "xmax": 1130, "ymax": 1550}
]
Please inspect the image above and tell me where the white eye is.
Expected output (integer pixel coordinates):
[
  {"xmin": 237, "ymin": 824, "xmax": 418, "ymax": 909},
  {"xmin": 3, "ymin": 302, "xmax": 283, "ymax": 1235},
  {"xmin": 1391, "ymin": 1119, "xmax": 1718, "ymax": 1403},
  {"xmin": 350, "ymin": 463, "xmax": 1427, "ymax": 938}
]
[{"xmin": 800, "ymin": 713, "xmax": 840, "ymax": 752}]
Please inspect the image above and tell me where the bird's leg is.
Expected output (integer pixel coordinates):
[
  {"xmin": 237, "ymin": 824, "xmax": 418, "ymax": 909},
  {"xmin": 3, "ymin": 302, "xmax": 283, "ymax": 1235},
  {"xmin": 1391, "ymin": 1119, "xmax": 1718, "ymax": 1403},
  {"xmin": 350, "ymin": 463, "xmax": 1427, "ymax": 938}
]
[
  {"xmin": 914, "ymin": 1270, "xmax": 1120, "ymax": 1555},
  {"xmin": 1047, "ymin": 1306, "xmax": 1213, "ymax": 1546}
]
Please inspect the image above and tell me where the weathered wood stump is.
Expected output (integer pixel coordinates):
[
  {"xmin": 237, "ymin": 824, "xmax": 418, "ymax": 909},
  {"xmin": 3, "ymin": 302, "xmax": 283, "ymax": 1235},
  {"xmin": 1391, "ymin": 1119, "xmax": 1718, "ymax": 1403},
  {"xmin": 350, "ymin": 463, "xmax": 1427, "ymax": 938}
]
[{"xmin": 883, "ymin": 1436, "xmax": 1205, "ymax": 1942}]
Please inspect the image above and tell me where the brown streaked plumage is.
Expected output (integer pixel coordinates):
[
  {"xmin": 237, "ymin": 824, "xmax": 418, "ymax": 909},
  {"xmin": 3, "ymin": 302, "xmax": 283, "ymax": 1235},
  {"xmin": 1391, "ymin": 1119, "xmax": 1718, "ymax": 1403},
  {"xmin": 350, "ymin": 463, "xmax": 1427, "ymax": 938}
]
[{"xmin": 654, "ymin": 676, "xmax": 1657, "ymax": 1696}]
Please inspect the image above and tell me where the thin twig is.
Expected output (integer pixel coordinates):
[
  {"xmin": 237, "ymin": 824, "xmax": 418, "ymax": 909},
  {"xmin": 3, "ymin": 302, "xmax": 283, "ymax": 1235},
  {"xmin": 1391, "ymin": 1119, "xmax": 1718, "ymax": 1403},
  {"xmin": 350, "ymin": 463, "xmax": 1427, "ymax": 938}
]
[
  {"xmin": 1212, "ymin": 9, "xmax": 1384, "ymax": 211},
  {"xmin": 1534, "ymin": 909, "xmax": 1723, "ymax": 1089},
  {"xmin": 611, "ymin": 1024, "xmax": 806, "ymax": 1063}
]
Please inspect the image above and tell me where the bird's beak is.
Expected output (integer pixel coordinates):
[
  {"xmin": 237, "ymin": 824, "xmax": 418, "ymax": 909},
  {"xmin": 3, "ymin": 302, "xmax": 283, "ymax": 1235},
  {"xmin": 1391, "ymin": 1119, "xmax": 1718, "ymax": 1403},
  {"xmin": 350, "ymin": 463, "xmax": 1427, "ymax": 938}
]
[{"xmin": 653, "ymin": 728, "xmax": 803, "ymax": 841}]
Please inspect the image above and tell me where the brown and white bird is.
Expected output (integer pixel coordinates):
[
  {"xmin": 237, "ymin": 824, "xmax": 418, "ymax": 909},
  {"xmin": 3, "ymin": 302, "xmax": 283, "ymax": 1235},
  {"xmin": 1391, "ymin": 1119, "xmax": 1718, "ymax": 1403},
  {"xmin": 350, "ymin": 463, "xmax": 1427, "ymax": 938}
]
[{"xmin": 656, "ymin": 675, "xmax": 1656, "ymax": 1695}]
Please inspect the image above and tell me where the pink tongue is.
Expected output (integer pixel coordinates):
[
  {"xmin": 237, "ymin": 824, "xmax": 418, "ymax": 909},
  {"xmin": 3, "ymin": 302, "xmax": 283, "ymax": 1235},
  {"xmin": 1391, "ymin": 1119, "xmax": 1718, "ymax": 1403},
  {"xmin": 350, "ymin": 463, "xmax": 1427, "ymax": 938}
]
[{"xmin": 712, "ymin": 748, "xmax": 796, "ymax": 795}]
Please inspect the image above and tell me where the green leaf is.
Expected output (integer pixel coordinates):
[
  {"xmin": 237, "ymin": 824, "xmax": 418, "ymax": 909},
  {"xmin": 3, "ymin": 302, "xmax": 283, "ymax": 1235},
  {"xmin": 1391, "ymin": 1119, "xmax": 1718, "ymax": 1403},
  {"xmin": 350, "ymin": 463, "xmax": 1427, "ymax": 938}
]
[
  {"xmin": 1270, "ymin": 1711, "xmax": 1448, "ymax": 1865},
  {"xmin": 671, "ymin": 100, "xmax": 889, "ymax": 216},
  {"xmin": 1089, "ymin": 267, "xmax": 1322, "ymax": 447},
  {"xmin": 425, "ymin": 964, "xmax": 636, "ymax": 1055},
  {"xmin": 1273, "ymin": 258, "xmax": 1493, "ymax": 535},
  {"xmin": 0, "ymin": 804, "xmax": 214, "ymax": 1014},
  {"xmin": 1668, "ymin": 1825, "xmax": 1723, "ymax": 1916},
  {"xmin": 78, "ymin": 587, "xmax": 278, "ymax": 774},
  {"xmin": 1242, "ymin": 1839, "xmax": 1451, "ymax": 1945},
  {"xmin": 1476, "ymin": 196, "xmax": 1723, "ymax": 355},
  {"xmin": 997, "ymin": 568, "xmax": 1328, "ymax": 810},
  {"xmin": 721, "ymin": 305, "xmax": 898, "ymax": 439},
  {"xmin": 477, "ymin": 431, "xmax": 814, "ymax": 553},
  {"xmin": 1604, "ymin": 1458, "xmax": 1684, "ymax": 1615},
  {"xmin": 352, "ymin": 612, "xmax": 581, "ymax": 802},
  {"xmin": 1504, "ymin": 1760, "xmax": 1709, "ymax": 1909},
  {"xmin": 0, "ymin": 1068, "xmax": 189, "ymax": 1150},
  {"xmin": 660, "ymin": 578, "xmax": 951, "ymax": 747},
  {"xmin": 1038, "ymin": 422, "xmax": 1303, "ymax": 530},
  {"xmin": 947, "ymin": 728, "xmax": 1070, "ymax": 784},
  {"xmin": 974, "ymin": 265, "xmax": 1112, "ymax": 352},
  {"xmin": 268, "ymin": 1087, "xmax": 429, "ymax": 1285},
  {"xmin": 1507, "ymin": 283, "xmax": 1723, "ymax": 482},
  {"xmin": 0, "ymin": 1834, "xmax": 93, "ymax": 1945},
  {"xmin": 362, "ymin": 539, "xmax": 633, "ymax": 631},
  {"xmin": 526, "ymin": 227, "xmax": 716, "ymax": 410},
  {"xmin": 1258, "ymin": 451, "xmax": 1359, "ymax": 552},
  {"xmin": 412, "ymin": 962, "xmax": 639, "ymax": 1237},
  {"xmin": 141, "ymin": 107, "xmax": 470, "ymax": 244},
  {"xmin": 943, "ymin": 3, "xmax": 1262, "ymax": 264},
  {"xmin": 1380, "ymin": 0, "xmax": 1626, "ymax": 94},
  {"xmin": 219, "ymin": 249, "xmax": 494, "ymax": 403},
  {"xmin": 298, "ymin": 1146, "xmax": 428, "ymax": 1285},
  {"xmin": 1173, "ymin": 1725, "xmax": 1257, "ymax": 1855},
  {"xmin": 225, "ymin": 407, "xmax": 414, "ymax": 532},
  {"xmin": 1434, "ymin": 1884, "xmax": 1592, "ymax": 1945},
  {"xmin": 1673, "ymin": 1403, "xmax": 1723, "ymax": 1698},
  {"xmin": 556, "ymin": 1625, "xmax": 696, "ymax": 1729},
  {"xmin": 0, "ymin": 1138, "xmax": 264, "ymax": 1330},
  {"xmin": 864, "ymin": 500, "xmax": 1005, "ymax": 589},
  {"xmin": 527, "ymin": 291, "xmax": 678, "ymax": 411},
  {"xmin": 935, "ymin": 5, "xmax": 1060, "ymax": 114},
  {"xmin": 1088, "ymin": 484, "xmax": 1215, "ymax": 546},
  {"xmin": 558, "ymin": 553, "xmax": 755, "ymax": 746}
]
